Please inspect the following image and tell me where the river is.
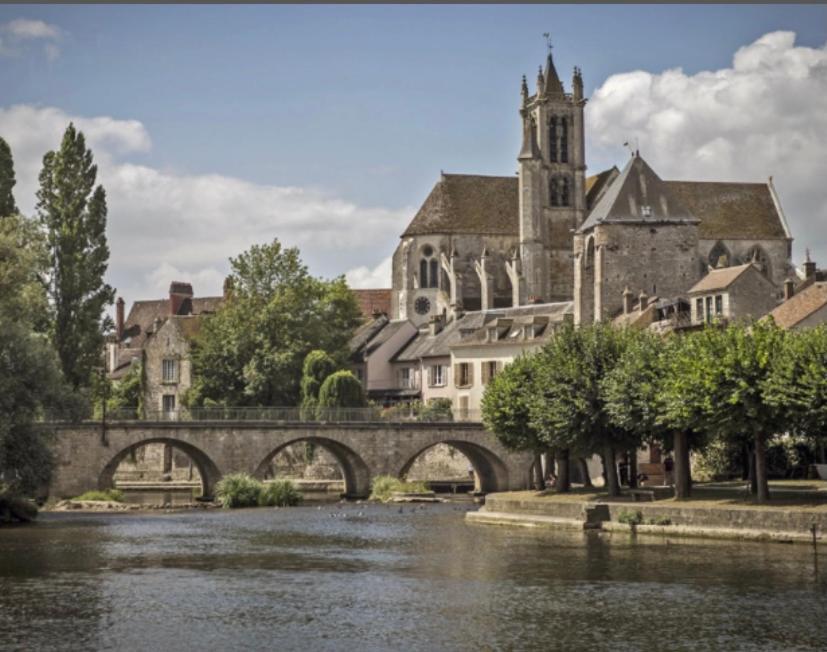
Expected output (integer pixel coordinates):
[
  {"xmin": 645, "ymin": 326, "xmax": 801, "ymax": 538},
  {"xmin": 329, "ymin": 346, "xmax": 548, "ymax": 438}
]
[{"xmin": 1, "ymin": 502, "xmax": 825, "ymax": 651}]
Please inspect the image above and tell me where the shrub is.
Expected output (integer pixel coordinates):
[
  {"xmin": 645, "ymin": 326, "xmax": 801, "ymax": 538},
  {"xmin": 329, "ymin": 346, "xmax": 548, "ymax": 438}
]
[
  {"xmin": 259, "ymin": 480, "xmax": 302, "ymax": 507},
  {"xmin": 318, "ymin": 370, "xmax": 366, "ymax": 410},
  {"xmin": 74, "ymin": 488, "xmax": 125, "ymax": 502},
  {"xmin": 647, "ymin": 515, "xmax": 672, "ymax": 526},
  {"xmin": 369, "ymin": 475, "xmax": 430, "ymax": 502},
  {"xmin": 617, "ymin": 509, "xmax": 643, "ymax": 525},
  {"xmin": 215, "ymin": 473, "xmax": 263, "ymax": 508},
  {"xmin": 418, "ymin": 398, "xmax": 454, "ymax": 422}
]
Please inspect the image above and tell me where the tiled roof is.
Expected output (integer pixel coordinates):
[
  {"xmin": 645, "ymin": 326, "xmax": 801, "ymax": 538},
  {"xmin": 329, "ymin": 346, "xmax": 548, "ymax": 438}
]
[
  {"xmin": 579, "ymin": 154, "xmax": 697, "ymax": 233},
  {"xmin": 666, "ymin": 181, "xmax": 788, "ymax": 240},
  {"xmin": 352, "ymin": 288, "xmax": 391, "ymax": 319},
  {"xmin": 688, "ymin": 263, "xmax": 757, "ymax": 294},
  {"xmin": 767, "ymin": 282, "xmax": 827, "ymax": 329},
  {"xmin": 121, "ymin": 295, "xmax": 223, "ymax": 347},
  {"xmin": 402, "ymin": 174, "xmax": 518, "ymax": 236}
]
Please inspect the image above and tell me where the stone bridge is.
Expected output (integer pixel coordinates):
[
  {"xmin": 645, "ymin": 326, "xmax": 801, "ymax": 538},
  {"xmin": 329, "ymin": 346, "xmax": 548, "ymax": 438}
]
[{"xmin": 49, "ymin": 421, "xmax": 535, "ymax": 499}]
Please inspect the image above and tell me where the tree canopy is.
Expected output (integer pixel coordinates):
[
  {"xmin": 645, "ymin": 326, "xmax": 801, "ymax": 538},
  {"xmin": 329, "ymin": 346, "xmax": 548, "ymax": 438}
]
[
  {"xmin": 36, "ymin": 123, "xmax": 115, "ymax": 389},
  {"xmin": 0, "ymin": 136, "xmax": 17, "ymax": 218},
  {"xmin": 189, "ymin": 239, "xmax": 362, "ymax": 407},
  {"xmin": 317, "ymin": 370, "xmax": 366, "ymax": 410}
]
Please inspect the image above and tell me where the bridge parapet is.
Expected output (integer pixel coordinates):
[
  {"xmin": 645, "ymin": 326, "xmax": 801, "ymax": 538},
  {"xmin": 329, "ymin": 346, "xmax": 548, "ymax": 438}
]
[{"xmin": 47, "ymin": 420, "xmax": 532, "ymax": 502}]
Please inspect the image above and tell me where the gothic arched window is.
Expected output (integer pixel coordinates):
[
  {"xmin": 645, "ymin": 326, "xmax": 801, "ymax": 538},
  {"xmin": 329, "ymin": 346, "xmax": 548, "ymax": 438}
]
[
  {"xmin": 548, "ymin": 117, "xmax": 558, "ymax": 163},
  {"xmin": 560, "ymin": 117, "xmax": 569, "ymax": 163},
  {"xmin": 708, "ymin": 241, "xmax": 731, "ymax": 269},
  {"xmin": 419, "ymin": 245, "xmax": 439, "ymax": 289},
  {"xmin": 561, "ymin": 177, "xmax": 570, "ymax": 206},
  {"xmin": 550, "ymin": 175, "xmax": 571, "ymax": 207}
]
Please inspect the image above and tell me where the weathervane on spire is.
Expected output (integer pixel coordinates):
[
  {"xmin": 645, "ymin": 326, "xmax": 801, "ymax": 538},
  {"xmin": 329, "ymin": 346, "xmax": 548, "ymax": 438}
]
[{"xmin": 543, "ymin": 32, "xmax": 552, "ymax": 54}]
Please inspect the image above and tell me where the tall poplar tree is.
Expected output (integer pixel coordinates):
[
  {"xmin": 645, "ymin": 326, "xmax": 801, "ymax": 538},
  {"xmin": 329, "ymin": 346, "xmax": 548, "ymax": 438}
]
[
  {"xmin": 36, "ymin": 123, "xmax": 115, "ymax": 389},
  {"xmin": 0, "ymin": 137, "xmax": 18, "ymax": 218}
]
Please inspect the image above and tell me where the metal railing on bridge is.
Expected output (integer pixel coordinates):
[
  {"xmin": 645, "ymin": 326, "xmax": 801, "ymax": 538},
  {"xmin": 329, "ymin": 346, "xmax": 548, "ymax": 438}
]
[{"xmin": 47, "ymin": 406, "xmax": 483, "ymax": 425}]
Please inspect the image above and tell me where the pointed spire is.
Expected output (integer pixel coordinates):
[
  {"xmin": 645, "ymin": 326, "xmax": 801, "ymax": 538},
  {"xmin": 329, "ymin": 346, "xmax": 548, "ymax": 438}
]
[
  {"xmin": 536, "ymin": 65, "xmax": 545, "ymax": 96},
  {"xmin": 518, "ymin": 115, "xmax": 541, "ymax": 161},
  {"xmin": 520, "ymin": 75, "xmax": 529, "ymax": 108},
  {"xmin": 572, "ymin": 66, "xmax": 583, "ymax": 101},
  {"xmin": 543, "ymin": 52, "xmax": 564, "ymax": 96}
]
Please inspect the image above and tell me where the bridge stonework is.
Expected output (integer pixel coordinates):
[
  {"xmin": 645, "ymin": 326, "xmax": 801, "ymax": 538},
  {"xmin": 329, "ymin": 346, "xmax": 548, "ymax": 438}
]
[{"xmin": 49, "ymin": 422, "xmax": 535, "ymax": 499}]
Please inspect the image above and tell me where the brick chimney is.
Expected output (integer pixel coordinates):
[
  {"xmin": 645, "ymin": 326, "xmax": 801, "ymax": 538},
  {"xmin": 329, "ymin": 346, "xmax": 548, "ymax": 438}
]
[
  {"xmin": 784, "ymin": 278, "xmax": 795, "ymax": 301},
  {"xmin": 116, "ymin": 297, "xmax": 125, "ymax": 339},
  {"xmin": 622, "ymin": 287, "xmax": 633, "ymax": 314},
  {"xmin": 169, "ymin": 281, "xmax": 193, "ymax": 316}
]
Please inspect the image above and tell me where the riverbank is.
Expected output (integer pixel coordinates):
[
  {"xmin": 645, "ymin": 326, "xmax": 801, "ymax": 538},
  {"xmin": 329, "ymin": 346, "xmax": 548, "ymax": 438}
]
[{"xmin": 467, "ymin": 483, "xmax": 827, "ymax": 546}]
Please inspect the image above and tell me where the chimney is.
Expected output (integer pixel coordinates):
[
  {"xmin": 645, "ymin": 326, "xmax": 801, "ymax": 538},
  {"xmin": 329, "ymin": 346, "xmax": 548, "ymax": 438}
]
[
  {"xmin": 169, "ymin": 281, "xmax": 194, "ymax": 316},
  {"xmin": 429, "ymin": 314, "xmax": 443, "ymax": 337},
  {"xmin": 622, "ymin": 287, "xmax": 633, "ymax": 314},
  {"xmin": 116, "ymin": 297, "xmax": 125, "ymax": 339},
  {"xmin": 804, "ymin": 249, "xmax": 816, "ymax": 280},
  {"xmin": 638, "ymin": 290, "xmax": 649, "ymax": 311},
  {"xmin": 223, "ymin": 276, "xmax": 234, "ymax": 301},
  {"xmin": 784, "ymin": 278, "xmax": 795, "ymax": 301}
]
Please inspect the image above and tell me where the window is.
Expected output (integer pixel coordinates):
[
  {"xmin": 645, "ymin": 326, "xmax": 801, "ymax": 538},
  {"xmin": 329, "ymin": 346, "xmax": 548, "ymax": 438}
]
[
  {"xmin": 560, "ymin": 117, "xmax": 569, "ymax": 162},
  {"xmin": 399, "ymin": 367, "xmax": 412, "ymax": 389},
  {"xmin": 641, "ymin": 205, "xmax": 652, "ymax": 217},
  {"xmin": 428, "ymin": 364, "xmax": 446, "ymax": 387},
  {"xmin": 355, "ymin": 367, "xmax": 364, "ymax": 383},
  {"xmin": 695, "ymin": 298, "xmax": 703, "ymax": 322},
  {"xmin": 715, "ymin": 294, "xmax": 723, "ymax": 316},
  {"xmin": 705, "ymin": 296, "xmax": 713, "ymax": 323},
  {"xmin": 162, "ymin": 358, "xmax": 178, "ymax": 383},
  {"xmin": 458, "ymin": 395, "xmax": 470, "ymax": 421},
  {"xmin": 482, "ymin": 360, "xmax": 500, "ymax": 385},
  {"xmin": 162, "ymin": 394, "xmax": 176, "ymax": 413},
  {"xmin": 419, "ymin": 246, "xmax": 439, "ymax": 288},
  {"xmin": 550, "ymin": 175, "xmax": 571, "ymax": 207},
  {"xmin": 560, "ymin": 177, "xmax": 570, "ymax": 206},
  {"xmin": 454, "ymin": 362, "xmax": 473, "ymax": 388},
  {"xmin": 548, "ymin": 116, "xmax": 557, "ymax": 162}
]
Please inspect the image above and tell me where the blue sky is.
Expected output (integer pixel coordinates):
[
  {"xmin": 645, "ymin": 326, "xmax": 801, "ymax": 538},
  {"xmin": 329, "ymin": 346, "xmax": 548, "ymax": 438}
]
[{"xmin": 1, "ymin": 4, "xmax": 826, "ymax": 298}]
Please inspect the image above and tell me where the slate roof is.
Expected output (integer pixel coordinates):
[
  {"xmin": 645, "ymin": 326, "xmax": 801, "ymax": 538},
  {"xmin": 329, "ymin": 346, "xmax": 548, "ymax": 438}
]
[
  {"xmin": 667, "ymin": 181, "xmax": 788, "ymax": 240},
  {"xmin": 579, "ymin": 154, "xmax": 697, "ymax": 233},
  {"xmin": 349, "ymin": 315, "xmax": 389, "ymax": 362},
  {"xmin": 688, "ymin": 264, "xmax": 758, "ymax": 294},
  {"xmin": 402, "ymin": 174, "xmax": 518, "ymax": 237},
  {"xmin": 394, "ymin": 303, "xmax": 572, "ymax": 359},
  {"xmin": 767, "ymin": 282, "xmax": 827, "ymax": 329},
  {"xmin": 585, "ymin": 166, "xmax": 619, "ymax": 210},
  {"xmin": 352, "ymin": 288, "xmax": 391, "ymax": 319}
]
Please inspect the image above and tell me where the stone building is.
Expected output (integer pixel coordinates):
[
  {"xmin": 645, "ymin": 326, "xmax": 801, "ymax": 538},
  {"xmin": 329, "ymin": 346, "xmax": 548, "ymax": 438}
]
[
  {"xmin": 390, "ymin": 47, "xmax": 794, "ymax": 334},
  {"xmin": 687, "ymin": 263, "xmax": 780, "ymax": 326}
]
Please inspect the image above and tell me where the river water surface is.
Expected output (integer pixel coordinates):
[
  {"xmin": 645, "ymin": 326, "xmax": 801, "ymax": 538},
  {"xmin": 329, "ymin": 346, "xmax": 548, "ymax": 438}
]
[{"xmin": 1, "ymin": 502, "xmax": 825, "ymax": 651}]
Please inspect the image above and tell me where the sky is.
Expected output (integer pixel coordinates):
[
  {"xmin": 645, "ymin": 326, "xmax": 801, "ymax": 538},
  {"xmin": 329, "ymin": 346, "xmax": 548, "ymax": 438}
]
[{"xmin": 1, "ymin": 4, "xmax": 826, "ymax": 303}]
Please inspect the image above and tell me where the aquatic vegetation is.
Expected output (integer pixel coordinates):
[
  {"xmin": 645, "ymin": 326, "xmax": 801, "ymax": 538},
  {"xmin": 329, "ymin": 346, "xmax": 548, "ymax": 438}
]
[
  {"xmin": 369, "ymin": 475, "xmax": 430, "ymax": 502},
  {"xmin": 74, "ymin": 489, "xmax": 125, "ymax": 502},
  {"xmin": 259, "ymin": 480, "xmax": 302, "ymax": 507}
]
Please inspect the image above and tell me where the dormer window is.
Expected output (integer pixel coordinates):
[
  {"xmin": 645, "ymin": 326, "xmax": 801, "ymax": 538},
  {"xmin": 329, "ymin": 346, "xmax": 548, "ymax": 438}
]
[
  {"xmin": 641, "ymin": 205, "xmax": 652, "ymax": 217},
  {"xmin": 487, "ymin": 327, "xmax": 498, "ymax": 342}
]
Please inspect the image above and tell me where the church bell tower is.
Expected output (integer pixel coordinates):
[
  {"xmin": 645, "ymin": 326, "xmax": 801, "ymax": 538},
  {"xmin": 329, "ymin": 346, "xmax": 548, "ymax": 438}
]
[{"xmin": 517, "ymin": 44, "xmax": 586, "ymax": 303}]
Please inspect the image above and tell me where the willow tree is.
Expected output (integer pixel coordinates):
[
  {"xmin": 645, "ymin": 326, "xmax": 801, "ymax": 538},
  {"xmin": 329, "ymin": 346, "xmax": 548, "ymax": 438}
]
[{"xmin": 36, "ymin": 123, "xmax": 115, "ymax": 389}]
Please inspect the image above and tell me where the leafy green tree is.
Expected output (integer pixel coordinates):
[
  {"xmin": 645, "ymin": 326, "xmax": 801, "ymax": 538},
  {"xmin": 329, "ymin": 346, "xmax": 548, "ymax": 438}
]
[
  {"xmin": 0, "ymin": 137, "xmax": 18, "ymax": 218},
  {"xmin": 531, "ymin": 323, "xmax": 636, "ymax": 496},
  {"xmin": 765, "ymin": 325, "xmax": 827, "ymax": 462},
  {"xmin": 318, "ymin": 370, "xmax": 366, "ymax": 413},
  {"xmin": 190, "ymin": 239, "xmax": 362, "ymax": 407},
  {"xmin": 107, "ymin": 361, "xmax": 143, "ymax": 418},
  {"xmin": 36, "ymin": 123, "xmax": 115, "ymax": 389},
  {"xmin": 0, "ymin": 215, "xmax": 77, "ymax": 496},
  {"xmin": 300, "ymin": 350, "xmax": 338, "ymax": 409},
  {"xmin": 662, "ymin": 321, "xmax": 787, "ymax": 503},
  {"xmin": 481, "ymin": 354, "xmax": 550, "ymax": 490}
]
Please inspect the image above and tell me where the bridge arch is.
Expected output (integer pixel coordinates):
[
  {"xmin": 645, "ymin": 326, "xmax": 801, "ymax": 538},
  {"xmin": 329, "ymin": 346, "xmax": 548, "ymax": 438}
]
[
  {"xmin": 253, "ymin": 436, "xmax": 372, "ymax": 499},
  {"xmin": 99, "ymin": 437, "xmax": 223, "ymax": 498},
  {"xmin": 398, "ymin": 440, "xmax": 512, "ymax": 493}
]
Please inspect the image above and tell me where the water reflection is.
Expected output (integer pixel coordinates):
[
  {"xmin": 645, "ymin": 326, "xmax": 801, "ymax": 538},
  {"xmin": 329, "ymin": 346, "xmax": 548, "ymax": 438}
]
[{"xmin": 0, "ymin": 504, "xmax": 824, "ymax": 651}]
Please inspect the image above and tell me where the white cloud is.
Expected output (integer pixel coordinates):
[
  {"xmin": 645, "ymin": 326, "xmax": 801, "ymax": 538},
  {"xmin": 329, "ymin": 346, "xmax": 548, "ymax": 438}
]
[
  {"xmin": 586, "ymin": 31, "xmax": 827, "ymax": 265},
  {"xmin": 1, "ymin": 18, "xmax": 61, "ymax": 59},
  {"xmin": 345, "ymin": 256, "xmax": 392, "ymax": 289},
  {"xmin": 0, "ymin": 104, "xmax": 410, "ymax": 304}
]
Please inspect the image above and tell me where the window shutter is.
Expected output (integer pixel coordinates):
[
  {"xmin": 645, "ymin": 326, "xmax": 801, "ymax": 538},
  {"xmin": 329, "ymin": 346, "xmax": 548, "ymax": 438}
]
[
  {"xmin": 482, "ymin": 362, "xmax": 489, "ymax": 385},
  {"xmin": 454, "ymin": 364, "xmax": 461, "ymax": 388},
  {"xmin": 468, "ymin": 364, "xmax": 474, "ymax": 387}
]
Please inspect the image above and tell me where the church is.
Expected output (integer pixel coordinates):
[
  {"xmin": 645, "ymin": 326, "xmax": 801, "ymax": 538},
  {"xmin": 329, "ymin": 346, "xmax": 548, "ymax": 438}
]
[{"xmin": 390, "ymin": 48, "xmax": 793, "ymax": 327}]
